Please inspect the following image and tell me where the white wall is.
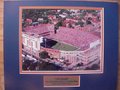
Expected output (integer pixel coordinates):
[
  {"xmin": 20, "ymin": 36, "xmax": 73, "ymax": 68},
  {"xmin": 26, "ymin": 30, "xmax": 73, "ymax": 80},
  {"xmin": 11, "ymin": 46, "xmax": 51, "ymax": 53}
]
[
  {"xmin": 22, "ymin": 33, "xmax": 40, "ymax": 51},
  {"xmin": 90, "ymin": 40, "xmax": 100, "ymax": 48}
]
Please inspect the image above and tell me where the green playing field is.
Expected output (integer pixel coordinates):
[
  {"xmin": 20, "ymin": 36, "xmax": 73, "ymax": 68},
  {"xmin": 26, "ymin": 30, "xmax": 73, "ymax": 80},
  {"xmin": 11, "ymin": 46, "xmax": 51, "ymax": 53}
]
[{"xmin": 52, "ymin": 42, "xmax": 77, "ymax": 51}]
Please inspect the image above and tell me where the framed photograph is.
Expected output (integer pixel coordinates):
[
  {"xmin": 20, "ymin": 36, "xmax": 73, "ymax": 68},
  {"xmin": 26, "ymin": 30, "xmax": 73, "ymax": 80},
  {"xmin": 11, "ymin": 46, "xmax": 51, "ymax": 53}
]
[
  {"xmin": 4, "ymin": 0, "xmax": 118, "ymax": 90},
  {"xmin": 19, "ymin": 6, "xmax": 104, "ymax": 74}
]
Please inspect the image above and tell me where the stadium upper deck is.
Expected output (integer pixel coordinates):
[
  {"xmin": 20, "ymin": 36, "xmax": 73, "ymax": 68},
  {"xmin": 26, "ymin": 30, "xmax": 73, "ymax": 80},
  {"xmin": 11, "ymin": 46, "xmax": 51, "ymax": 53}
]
[{"xmin": 23, "ymin": 24, "xmax": 100, "ymax": 51}]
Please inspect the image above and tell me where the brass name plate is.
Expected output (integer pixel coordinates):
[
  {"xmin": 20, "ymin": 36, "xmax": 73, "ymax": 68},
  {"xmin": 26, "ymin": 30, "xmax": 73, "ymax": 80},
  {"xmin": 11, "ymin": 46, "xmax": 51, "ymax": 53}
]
[{"xmin": 44, "ymin": 76, "xmax": 80, "ymax": 87}]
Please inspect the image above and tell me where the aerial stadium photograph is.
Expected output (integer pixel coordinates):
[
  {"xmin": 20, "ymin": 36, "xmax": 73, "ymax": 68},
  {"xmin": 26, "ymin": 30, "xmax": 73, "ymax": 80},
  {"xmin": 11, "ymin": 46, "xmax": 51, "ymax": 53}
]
[{"xmin": 19, "ymin": 7, "xmax": 104, "ymax": 74}]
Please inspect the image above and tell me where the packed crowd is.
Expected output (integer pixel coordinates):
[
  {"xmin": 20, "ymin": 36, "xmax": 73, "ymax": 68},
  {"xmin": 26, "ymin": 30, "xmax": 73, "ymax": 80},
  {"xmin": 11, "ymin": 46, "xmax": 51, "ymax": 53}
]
[{"xmin": 48, "ymin": 27, "xmax": 99, "ymax": 50}]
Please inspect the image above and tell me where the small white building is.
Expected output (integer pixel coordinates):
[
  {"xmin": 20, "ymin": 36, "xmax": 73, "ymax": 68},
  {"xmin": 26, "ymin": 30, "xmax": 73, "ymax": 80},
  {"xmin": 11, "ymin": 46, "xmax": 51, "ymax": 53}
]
[{"xmin": 22, "ymin": 33, "xmax": 41, "ymax": 57}]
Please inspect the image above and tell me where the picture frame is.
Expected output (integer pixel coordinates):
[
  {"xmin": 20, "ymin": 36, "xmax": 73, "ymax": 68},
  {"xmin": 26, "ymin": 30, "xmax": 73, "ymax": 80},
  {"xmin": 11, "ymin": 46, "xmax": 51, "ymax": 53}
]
[{"xmin": 3, "ymin": 0, "xmax": 118, "ymax": 89}]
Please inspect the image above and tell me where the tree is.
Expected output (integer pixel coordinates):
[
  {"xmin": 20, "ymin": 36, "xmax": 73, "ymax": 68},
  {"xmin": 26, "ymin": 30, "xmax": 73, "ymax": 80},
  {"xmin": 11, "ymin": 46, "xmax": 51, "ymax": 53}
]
[
  {"xmin": 91, "ymin": 64, "xmax": 100, "ymax": 70},
  {"xmin": 39, "ymin": 51, "xmax": 50, "ymax": 59}
]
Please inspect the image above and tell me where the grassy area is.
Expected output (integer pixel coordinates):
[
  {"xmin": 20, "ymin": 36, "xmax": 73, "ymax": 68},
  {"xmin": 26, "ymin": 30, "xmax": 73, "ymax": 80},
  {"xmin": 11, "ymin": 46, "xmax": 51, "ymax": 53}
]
[{"xmin": 52, "ymin": 42, "xmax": 77, "ymax": 51}]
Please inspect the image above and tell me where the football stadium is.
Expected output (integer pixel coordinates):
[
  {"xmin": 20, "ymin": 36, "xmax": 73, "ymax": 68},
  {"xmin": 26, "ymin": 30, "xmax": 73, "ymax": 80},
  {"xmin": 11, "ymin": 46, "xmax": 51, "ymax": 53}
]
[{"xmin": 21, "ymin": 9, "xmax": 102, "ymax": 71}]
